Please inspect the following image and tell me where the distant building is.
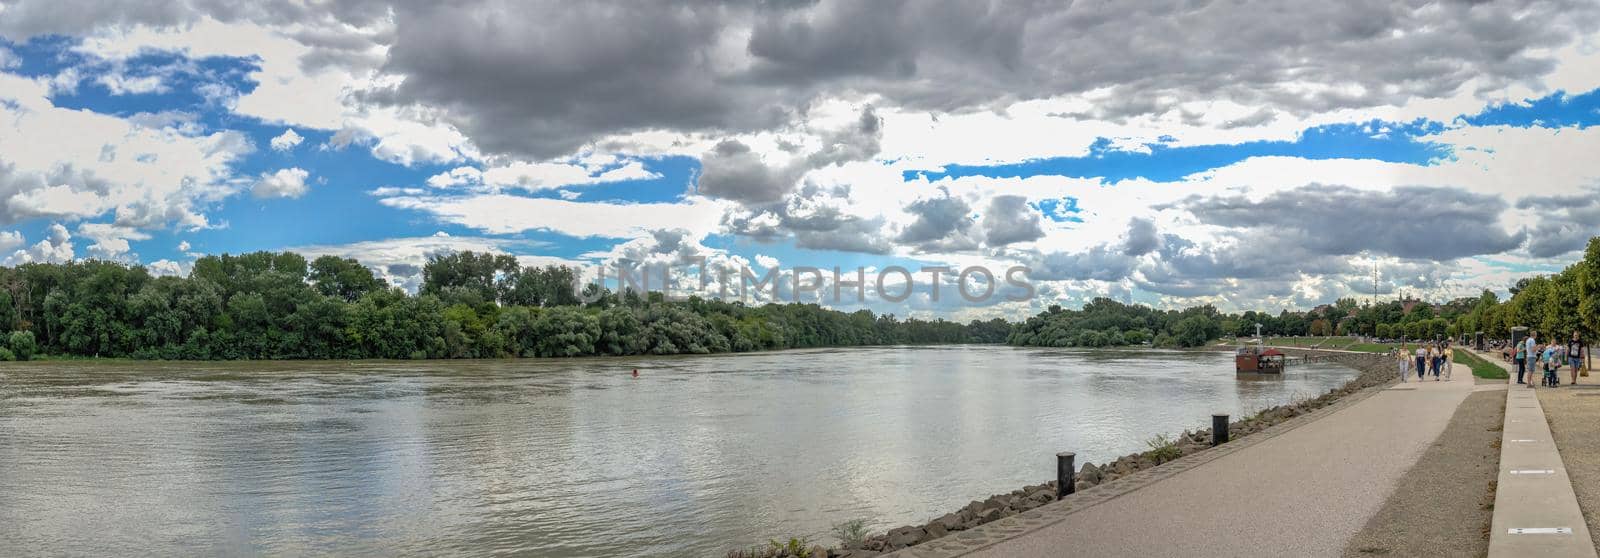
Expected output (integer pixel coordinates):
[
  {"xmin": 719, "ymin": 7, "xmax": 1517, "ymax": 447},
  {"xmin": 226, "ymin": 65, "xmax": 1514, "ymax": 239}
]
[{"xmin": 1400, "ymin": 297, "xmax": 1424, "ymax": 315}]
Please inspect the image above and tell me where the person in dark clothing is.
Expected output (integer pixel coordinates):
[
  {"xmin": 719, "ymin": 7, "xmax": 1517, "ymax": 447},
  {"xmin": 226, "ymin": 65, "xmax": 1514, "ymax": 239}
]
[
  {"xmin": 1515, "ymin": 343, "xmax": 1527, "ymax": 384},
  {"xmin": 1569, "ymin": 331, "xmax": 1587, "ymax": 386}
]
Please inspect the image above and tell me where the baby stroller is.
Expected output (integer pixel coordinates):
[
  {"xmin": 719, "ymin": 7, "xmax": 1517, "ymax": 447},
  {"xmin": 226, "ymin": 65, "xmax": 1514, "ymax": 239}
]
[{"xmin": 1544, "ymin": 354, "xmax": 1564, "ymax": 387}]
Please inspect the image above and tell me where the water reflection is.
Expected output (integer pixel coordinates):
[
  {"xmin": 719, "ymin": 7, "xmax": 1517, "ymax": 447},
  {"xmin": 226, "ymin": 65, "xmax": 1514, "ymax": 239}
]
[{"xmin": 0, "ymin": 346, "xmax": 1355, "ymax": 556}]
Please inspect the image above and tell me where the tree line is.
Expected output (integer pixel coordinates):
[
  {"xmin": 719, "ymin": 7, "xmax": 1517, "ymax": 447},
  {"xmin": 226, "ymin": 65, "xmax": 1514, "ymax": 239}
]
[
  {"xmin": 1448, "ymin": 238, "xmax": 1600, "ymax": 342},
  {"xmin": 8, "ymin": 237, "xmax": 1596, "ymax": 361},
  {"xmin": 1005, "ymin": 298, "xmax": 1226, "ymax": 348},
  {"xmin": 0, "ymin": 251, "xmax": 1011, "ymax": 361},
  {"xmin": 1002, "ymin": 239, "xmax": 1600, "ymax": 349}
]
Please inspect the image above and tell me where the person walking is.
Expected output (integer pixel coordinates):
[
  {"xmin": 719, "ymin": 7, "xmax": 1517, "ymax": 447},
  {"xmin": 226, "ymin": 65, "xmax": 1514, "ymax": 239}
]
[
  {"xmin": 1415, "ymin": 344, "xmax": 1428, "ymax": 381},
  {"xmin": 1440, "ymin": 343, "xmax": 1452, "ymax": 378},
  {"xmin": 1525, "ymin": 331, "xmax": 1540, "ymax": 389},
  {"xmin": 1568, "ymin": 331, "xmax": 1586, "ymax": 386},
  {"xmin": 1515, "ymin": 342, "xmax": 1527, "ymax": 384},
  {"xmin": 1443, "ymin": 342, "xmax": 1454, "ymax": 381},
  {"xmin": 1396, "ymin": 343, "xmax": 1410, "ymax": 382}
]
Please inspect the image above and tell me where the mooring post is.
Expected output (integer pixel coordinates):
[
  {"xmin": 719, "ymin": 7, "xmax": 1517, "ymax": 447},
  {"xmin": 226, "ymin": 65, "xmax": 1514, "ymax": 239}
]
[
  {"xmin": 1212, "ymin": 413, "xmax": 1230, "ymax": 446},
  {"xmin": 1056, "ymin": 452, "xmax": 1075, "ymax": 499}
]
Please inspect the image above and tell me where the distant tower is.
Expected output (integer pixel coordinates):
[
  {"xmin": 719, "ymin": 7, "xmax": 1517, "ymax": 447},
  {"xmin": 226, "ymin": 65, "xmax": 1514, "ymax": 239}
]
[{"xmin": 1372, "ymin": 258, "xmax": 1379, "ymax": 307}]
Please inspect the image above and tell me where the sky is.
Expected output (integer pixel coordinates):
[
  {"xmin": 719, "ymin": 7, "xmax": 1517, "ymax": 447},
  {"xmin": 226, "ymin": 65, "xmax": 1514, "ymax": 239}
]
[{"xmin": 2, "ymin": 1, "xmax": 1600, "ymax": 320}]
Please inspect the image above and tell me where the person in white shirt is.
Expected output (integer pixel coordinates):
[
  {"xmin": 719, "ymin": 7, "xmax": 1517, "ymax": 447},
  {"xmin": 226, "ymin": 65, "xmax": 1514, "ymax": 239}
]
[{"xmin": 1525, "ymin": 332, "xmax": 1540, "ymax": 389}]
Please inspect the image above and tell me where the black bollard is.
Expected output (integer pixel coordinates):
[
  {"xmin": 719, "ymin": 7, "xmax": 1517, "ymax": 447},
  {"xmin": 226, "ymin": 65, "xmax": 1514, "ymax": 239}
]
[
  {"xmin": 1056, "ymin": 452, "xmax": 1075, "ymax": 499},
  {"xmin": 1212, "ymin": 414, "xmax": 1229, "ymax": 446}
]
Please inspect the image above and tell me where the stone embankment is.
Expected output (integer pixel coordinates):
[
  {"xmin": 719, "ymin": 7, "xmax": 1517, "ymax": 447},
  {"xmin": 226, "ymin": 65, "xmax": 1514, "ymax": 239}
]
[{"xmin": 727, "ymin": 350, "xmax": 1393, "ymax": 558}]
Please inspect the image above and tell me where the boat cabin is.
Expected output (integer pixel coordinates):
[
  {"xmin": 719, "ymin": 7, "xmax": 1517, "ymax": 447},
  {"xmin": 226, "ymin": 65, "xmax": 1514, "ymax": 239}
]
[{"xmin": 1236, "ymin": 347, "xmax": 1286, "ymax": 374}]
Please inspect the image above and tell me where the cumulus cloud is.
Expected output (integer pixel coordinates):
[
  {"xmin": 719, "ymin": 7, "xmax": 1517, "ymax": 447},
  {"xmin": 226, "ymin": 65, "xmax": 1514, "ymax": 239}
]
[
  {"xmin": 270, "ymin": 128, "xmax": 304, "ymax": 151},
  {"xmin": 3, "ymin": 223, "xmax": 74, "ymax": 265},
  {"xmin": 897, "ymin": 191, "xmax": 979, "ymax": 253},
  {"xmin": 0, "ymin": 72, "xmax": 249, "ymax": 229},
  {"xmin": 342, "ymin": 0, "xmax": 1600, "ymax": 159},
  {"xmin": 251, "ymin": 167, "xmax": 311, "ymax": 199},
  {"xmin": 1175, "ymin": 185, "xmax": 1527, "ymax": 261},
  {"xmin": 426, "ymin": 155, "xmax": 659, "ymax": 192},
  {"xmin": 1515, "ymin": 187, "xmax": 1600, "ymax": 258},
  {"xmin": 378, "ymin": 193, "xmax": 727, "ymax": 238},
  {"xmin": 77, "ymin": 222, "xmax": 150, "ymax": 261},
  {"xmin": 1122, "ymin": 217, "xmax": 1159, "ymax": 256},
  {"xmin": 981, "ymin": 195, "xmax": 1045, "ymax": 246},
  {"xmin": 697, "ymin": 106, "xmax": 883, "ymax": 204},
  {"xmin": 147, "ymin": 258, "xmax": 192, "ymax": 277},
  {"xmin": 290, "ymin": 234, "xmax": 574, "ymax": 292}
]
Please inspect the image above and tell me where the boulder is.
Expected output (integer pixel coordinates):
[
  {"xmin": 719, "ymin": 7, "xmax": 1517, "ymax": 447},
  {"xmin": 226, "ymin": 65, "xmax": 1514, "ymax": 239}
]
[
  {"xmin": 936, "ymin": 512, "xmax": 963, "ymax": 531},
  {"xmin": 835, "ymin": 550, "xmax": 880, "ymax": 558},
  {"xmin": 885, "ymin": 526, "xmax": 924, "ymax": 549},
  {"xmin": 1078, "ymin": 462, "xmax": 1102, "ymax": 484},
  {"xmin": 1028, "ymin": 488, "xmax": 1054, "ymax": 503},
  {"xmin": 977, "ymin": 507, "xmax": 1001, "ymax": 523},
  {"xmin": 924, "ymin": 522, "xmax": 949, "ymax": 540}
]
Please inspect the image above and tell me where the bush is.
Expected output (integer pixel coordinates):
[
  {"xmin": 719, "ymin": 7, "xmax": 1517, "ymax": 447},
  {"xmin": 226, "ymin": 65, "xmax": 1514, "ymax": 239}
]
[
  {"xmin": 0, "ymin": 347, "xmax": 15, "ymax": 361},
  {"xmin": 832, "ymin": 519, "xmax": 869, "ymax": 547},
  {"xmin": 1145, "ymin": 433, "xmax": 1182, "ymax": 463},
  {"xmin": 7, "ymin": 330, "xmax": 37, "ymax": 361}
]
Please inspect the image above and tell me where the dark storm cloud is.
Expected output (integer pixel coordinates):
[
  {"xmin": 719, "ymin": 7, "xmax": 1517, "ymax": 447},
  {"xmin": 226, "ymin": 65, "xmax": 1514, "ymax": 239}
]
[
  {"xmin": 1027, "ymin": 245, "xmax": 1139, "ymax": 282},
  {"xmin": 372, "ymin": 0, "xmax": 1597, "ymax": 158},
  {"xmin": 0, "ymin": 0, "xmax": 393, "ymax": 37},
  {"xmin": 1514, "ymin": 188, "xmax": 1600, "ymax": 258},
  {"xmin": 981, "ymin": 195, "xmax": 1044, "ymax": 246},
  {"xmin": 1121, "ymin": 217, "xmax": 1159, "ymax": 256},
  {"xmin": 897, "ymin": 192, "xmax": 976, "ymax": 250},
  {"xmin": 1175, "ymin": 184, "xmax": 1527, "ymax": 261},
  {"xmin": 696, "ymin": 140, "xmax": 796, "ymax": 204},
  {"xmin": 795, "ymin": 216, "xmax": 892, "ymax": 254},
  {"xmin": 695, "ymin": 106, "xmax": 881, "ymax": 204},
  {"xmin": 8, "ymin": 0, "xmax": 1595, "ymax": 160},
  {"xmin": 719, "ymin": 182, "xmax": 895, "ymax": 254}
]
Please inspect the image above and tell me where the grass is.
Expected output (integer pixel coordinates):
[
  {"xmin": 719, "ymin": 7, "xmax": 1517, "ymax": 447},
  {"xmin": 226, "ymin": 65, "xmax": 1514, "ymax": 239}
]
[
  {"xmin": 1453, "ymin": 349, "xmax": 1509, "ymax": 380},
  {"xmin": 1259, "ymin": 337, "xmax": 1420, "ymax": 354},
  {"xmin": 1144, "ymin": 433, "xmax": 1182, "ymax": 463},
  {"xmin": 831, "ymin": 519, "xmax": 869, "ymax": 547}
]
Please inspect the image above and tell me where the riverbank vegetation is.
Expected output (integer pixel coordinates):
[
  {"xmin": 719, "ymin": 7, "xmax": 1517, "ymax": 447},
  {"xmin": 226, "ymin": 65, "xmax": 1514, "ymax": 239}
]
[
  {"xmin": 0, "ymin": 251, "xmax": 1009, "ymax": 361},
  {"xmin": 1448, "ymin": 239, "xmax": 1600, "ymax": 342},
  {"xmin": 1300, "ymin": 237, "xmax": 1600, "ymax": 345},
  {"xmin": 1005, "ymin": 298, "xmax": 1225, "ymax": 348},
  {"xmin": 4, "ymin": 237, "xmax": 1597, "ymax": 361}
]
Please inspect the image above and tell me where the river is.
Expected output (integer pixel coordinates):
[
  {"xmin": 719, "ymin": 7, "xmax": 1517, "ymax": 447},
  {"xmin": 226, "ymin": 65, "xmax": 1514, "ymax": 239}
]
[{"xmin": 0, "ymin": 345, "xmax": 1358, "ymax": 556}]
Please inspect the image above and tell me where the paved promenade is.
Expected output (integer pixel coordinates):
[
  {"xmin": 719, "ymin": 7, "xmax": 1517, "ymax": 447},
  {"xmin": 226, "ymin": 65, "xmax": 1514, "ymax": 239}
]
[
  {"xmin": 1475, "ymin": 349, "xmax": 1598, "ymax": 557},
  {"xmin": 894, "ymin": 363, "xmax": 1475, "ymax": 558}
]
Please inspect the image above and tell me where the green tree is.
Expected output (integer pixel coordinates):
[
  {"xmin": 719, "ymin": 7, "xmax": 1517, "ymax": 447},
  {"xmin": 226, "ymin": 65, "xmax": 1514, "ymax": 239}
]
[
  {"xmin": 309, "ymin": 255, "xmax": 385, "ymax": 302},
  {"xmin": 7, "ymin": 330, "xmax": 36, "ymax": 361}
]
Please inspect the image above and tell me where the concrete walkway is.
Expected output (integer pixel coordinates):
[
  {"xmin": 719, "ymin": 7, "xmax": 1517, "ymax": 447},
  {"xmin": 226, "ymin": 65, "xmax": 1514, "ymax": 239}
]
[
  {"xmin": 902, "ymin": 364, "xmax": 1475, "ymax": 558},
  {"xmin": 1475, "ymin": 349, "xmax": 1598, "ymax": 557}
]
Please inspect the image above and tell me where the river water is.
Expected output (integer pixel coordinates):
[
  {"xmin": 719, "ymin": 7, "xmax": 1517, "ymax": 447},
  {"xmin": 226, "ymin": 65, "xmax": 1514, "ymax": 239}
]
[{"xmin": 0, "ymin": 345, "xmax": 1357, "ymax": 556}]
